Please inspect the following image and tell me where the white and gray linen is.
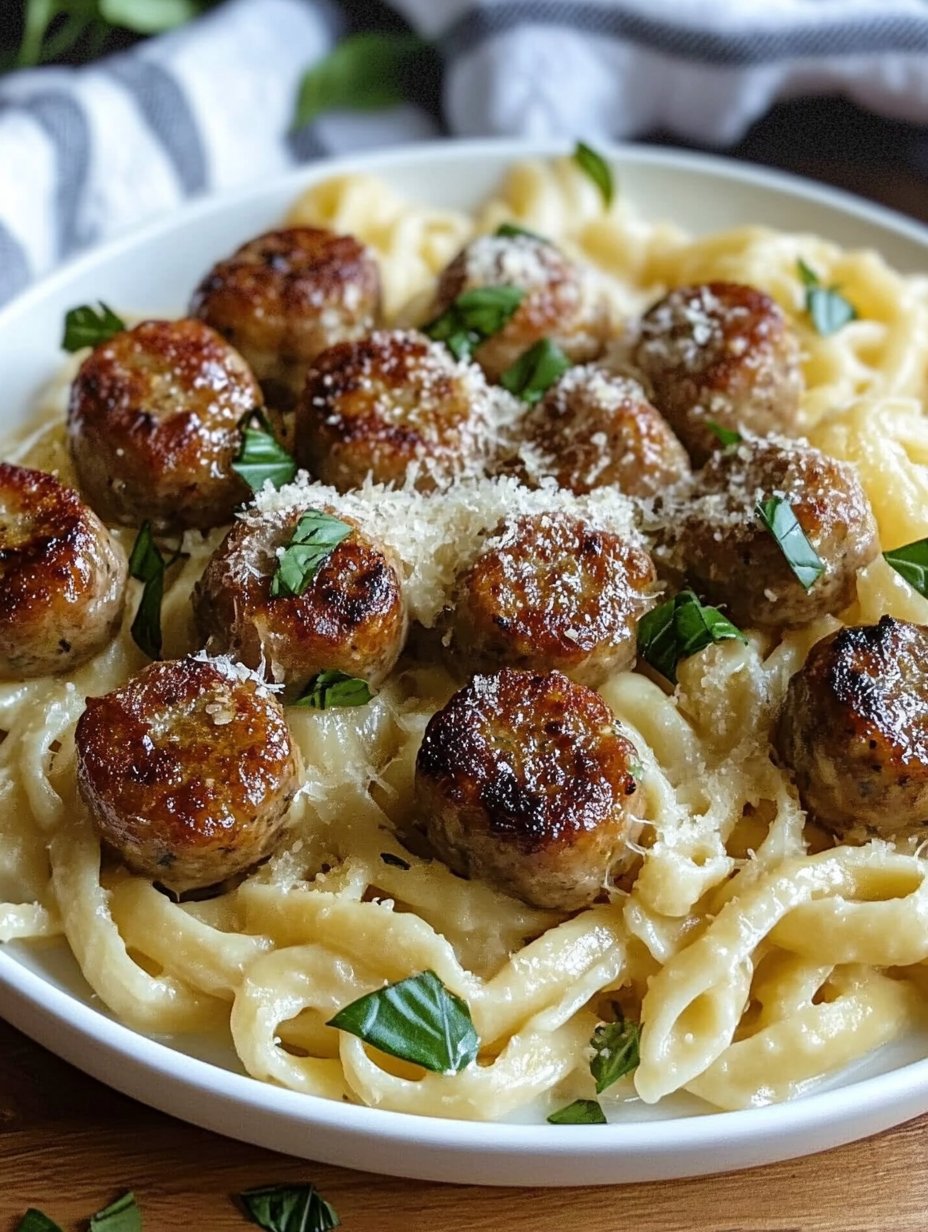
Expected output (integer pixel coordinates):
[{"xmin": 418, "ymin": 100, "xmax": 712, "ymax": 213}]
[{"xmin": 1, "ymin": 0, "xmax": 927, "ymax": 307}]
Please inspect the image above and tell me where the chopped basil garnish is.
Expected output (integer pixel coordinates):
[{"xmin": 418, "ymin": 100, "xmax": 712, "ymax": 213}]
[
  {"xmin": 590, "ymin": 1016, "xmax": 640, "ymax": 1094},
  {"xmin": 327, "ymin": 969, "xmax": 479, "ymax": 1073},
  {"xmin": 572, "ymin": 141, "xmax": 614, "ymax": 207},
  {"xmin": 500, "ymin": 338, "xmax": 571, "ymax": 404},
  {"xmin": 128, "ymin": 522, "xmax": 183, "ymax": 660},
  {"xmin": 89, "ymin": 1193, "xmax": 141, "ymax": 1232},
  {"xmin": 495, "ymin": 222, "xmax": 550, "ymax": 244},
  {"xmin": 883, "ymin": 537, "xmax": 928, "ymax": 597},
  {"xmin": 239, "ymin": 1183, "xmax": 340, "ymax": 1232},
  {"xmin": 232, "ymin": 411, "xmax": 297, "ymax": 493},
  {"xmin": 706, "ymin": 419, "xmax": 742, "ymax": 448},
  {"xmin": 381, "ymin": 851, "xmax": 411, "ymax": 870},
  {"xmin": 16, "ymin": 1213, "xmax": 63, "ymax": 1232},
  {"xmin": 62, "ymin": 301, "xmax": 125, "ymax": 352},
  {"xmin": 270, "ymin": 510, "xmax": 352, "ymax": 599},
  {"xmin": 547, "ymin": 1098, "xmax": 606, "ymax": 1125},
  {"xmin": 292, "ymin": 670, "xmax": 373, "ymax": 710},
  {"xmin": 755, "ymin": 496, "xmax": 825, "ymax": 590},
  {"xmin": 797, "ymin": 258, "xmax": 858, "ymax": 336},
  {"xmin": 424, "ymin": 286, "xmax": 524, "ymax": 361},
  {"xmin": 294, "ymin": 32, "xmax": 427, "ymax": 128},
  {"xmin": 638, "ymin": 589, "xmax": 746, "ymax": 684}
]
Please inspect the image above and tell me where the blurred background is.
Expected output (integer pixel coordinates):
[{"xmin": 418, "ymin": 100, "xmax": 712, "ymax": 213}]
[{"xmin": 0, "ymin": 0, "xmax": 926, "ymax": 308}]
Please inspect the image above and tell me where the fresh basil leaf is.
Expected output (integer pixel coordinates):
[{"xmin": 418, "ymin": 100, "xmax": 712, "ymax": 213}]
[
  {"xmin": 706, "ymin": 419, "xmax": 741, "ymax": 448},
  {"xmin": 62, "ymin": 301, "xmax": 125, "ymax": 352},
  {"xmin": 495, "ymin": 222, "xmax": 550, "ymax": 244},
  {"xmin": 547, "ymin": 1099, "xmax": 606, "ymax": 1125},
  {"xmin": 796, "ymin": 258, "xmax": 858, "ymax": 336},
  {"xmin": 270, "ymin": 510, "xmax": 352, "ymax": 599},
  {"xmin": 128, "ymin": 522, "xmax": 183, "ymax": 660},
  {"xmin": 292, "ymin": 670, "xmax": 373, "ymax": 710},
  {"xmin": 638, "ymin": 589, "xmax": 746, "ymax": 684},
  {"xmin": 755, "ymin": 496, "xmax": 825, "ymax": 590},
  {"xmin": 500, "ymin": 338, "xmax": 571, "ymax": 404},
  {"xmin": 239, "ymin": 1183, "xmax": 340, "ymax": 1232},
  {"xmin": 15, "ymin": 1212, "xmax": 63, "ymax": 1232},
  {"xmin": 572, "ymin": 141, "xmax": 614, "ymax": 207},
  {"xmin": 89, "ymin": 1193, "xmax": 141, "ymax": 1232},
  {"xmin": 294, "ymin": 32, "xmax": 427, "ymax": 129},
  {"xmin": 883, "ymin": 537, "xmax": 928, "ymax": 597},
  {"xmin": 590, "ymin": 1017, "xmax": 640, "ymax": 1094},
  {"xmin": 232, "ymin": 412, "xmax": 297, "ymax": 493},
  {"xmin": 424, "ymin": 286, "xmax": 524, "ymax": 361},
  {"xmin": 381, "ymin": 851, "xmax": 411, "ymax": 870},
  {"xmin": 100, "ymin": 0, "xmax": 207, "ymax": 33},
  {"xmin": 327, "ymin": 969, "xmax": 479, "ymax": 1073}
]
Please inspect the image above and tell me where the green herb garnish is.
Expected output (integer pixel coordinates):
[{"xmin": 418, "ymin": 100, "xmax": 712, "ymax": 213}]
[
  {"xmin": 590, "ymin": 1016, "xmax": 640, "ymax": 1094},
  {"xmin": 495, "ymin": 222, "xmax": 550, "ymax": 244},
  {"xmin": 292, "ymin": 670, "xmax": 373, "ymax": 710},
  {"xmin": 572, "ymin": 141, "xmax": 614, "ymax": 207},
  {"xmin": 424, "ymin": 286, "xmax": 524, "ymax": 361},
  {"xmin": 638, "ymin": 589, "xmax": 746, "ymax": 684},
  {"xmin": 797, "ymin": 258, "xmax": 858, "ymax": 336},
  {"xmin": 755, "ymin": 496, "xmax": 825, "ymax": 590},
  {"xmin": 90, "ymin": 1193, "xmax": 141, "ymax": 1232},
  {"xmin": 294, "ymin": 32, "xmax": 427, "ymax": 129},
  {"xmin": 270, "ymin": 510, "xmax": 352, "ymax": 599},
  {"xmin": 12, "ymin": 0, "xmax": 209, "ymax": 69},
  {"xmin": 883, "ymin": 537, "xmax": 928, "ymax": 597},
  {"xmin": 239, "ymin": 1183, "xmax": 340, "ymax": 1232},
  {"xmin": 547, "ymin": 1099, "xmax": 607, "ymax": 1125},
  {"xmin": 15, "ymin": 1213, "xmax": 63, "ymax": 1232},
  {"xmin": 232, "ymin": 412, "xmax": 297, "ymax": 493},
  {"xmin": 706, "ymin": 419, "xmax": 742, "ymax": 448},
  {"xmin": 327, "ymin": 969, "xmax": 479, "ymax": 1074},
  {"xmin": 128, "ymin": 522, "xmax": 182, "ymax": 660},
  {"xmin": 61, "ymin": 301, "xmax": 125, "ymax": 352},
  {"xmin": 500, "ymin": 338, "xmax": 571, "ymax": 404}
]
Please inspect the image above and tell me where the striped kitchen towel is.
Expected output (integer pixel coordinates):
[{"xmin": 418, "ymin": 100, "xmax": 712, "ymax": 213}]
[{"xmin": 1, "ymin": 0, "xmax": 927, "ymax": 308}]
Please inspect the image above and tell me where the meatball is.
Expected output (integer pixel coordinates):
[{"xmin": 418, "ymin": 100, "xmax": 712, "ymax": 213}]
[
  {"xmin": 444, "ymin": 513, "xmax": 656, "ymax": 687},
  {"xmin": 776, "ymin": 617, "xmax": 928, "ymax": 842},
  {"xmin": 68, "ymin": 318, "xmax": 260, "ymax": 531},
  {"xmin": 414, "ymin": 668, "xmax": 640, "ymax": 911},
  {"xmin": 75, "ymin": 655, "xmax": 299, "ymax": 893},
  {"xmin": 673, "ymin": 435, "xmax": 878, "ymax": 627},
  {"xmin": 508, "ymin": 365, "xmax": 690, "ymax": 497},
  {"xmin": 190, "ymin": 227, "xmax": 382, "ymax": 409},
  {"xmin": 0, "ymin": 462, "xmax": 127, "ymax": 678},
  {"xmin": 194, "ymin": 505, "xmax": 407, "ymax": 690},
  {"xmin": 634, "ymin": 282, "xmax": 802, "ymax": 465},
  {"xmin": 296, "ymin": 329, "xmax": 516, "ymax": 492},
  {"xmin": 428, "ymin": 234, "xmax": 610, "ymax": 381}
]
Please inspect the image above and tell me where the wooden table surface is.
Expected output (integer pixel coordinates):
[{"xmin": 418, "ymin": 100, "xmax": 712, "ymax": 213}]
[{"xmin": 3, "ymin": 135, "xmax": 928, "ymax": 1231}]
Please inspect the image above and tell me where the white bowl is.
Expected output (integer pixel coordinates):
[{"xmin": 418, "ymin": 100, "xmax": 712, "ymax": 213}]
[{"xmin": 2, "ymin": 138, "xmax": 928, "ymax": 1187}]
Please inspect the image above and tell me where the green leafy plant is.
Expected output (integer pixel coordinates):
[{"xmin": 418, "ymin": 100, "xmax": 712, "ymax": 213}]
[{"xmin": 294, "ymin": 31, "xmax": 428, "ymax": 129}]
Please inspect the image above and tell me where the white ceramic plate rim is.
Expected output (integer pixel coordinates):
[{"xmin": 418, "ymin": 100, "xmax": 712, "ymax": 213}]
[{"xmin": 2, "ymin": 137, "xmax": 928, "ymax": 1186}]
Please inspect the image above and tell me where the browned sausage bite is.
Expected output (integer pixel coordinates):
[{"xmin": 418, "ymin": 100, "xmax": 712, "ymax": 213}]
[
  {"xmin": 673, "ymin": 435, "xmax": 878, "ymax": 627},
  {"xmin": 444, "ymin": 513, "xmax": 656, "ymax": 686},
  {"xmin": 415, "ymin": 668, "xmax": 640, "ymax": 910},
  {"xmin": 0, "ymin": 462, "xmax": 127, "ymax": 678},
  {"xmin": 776, "ymin": 617, "xmax": 928, "ymax": 842},
  {"xmin": 194, "ymin": 505, "xmax": 407, "ymax": 690},
  {"xmin": 634, "ymin": 282, "xmax": 802, "ymax": 464},
  {"xmin": 75, "ymin": 655, "xmax": 300, "ymax": 893},
  {"xmin": 190, "ymin": 227, "xmax": 382, "ymax": 409},
  {"xmin": 429, "ymin": 234, "xmax": 610, "ymax": 381},
  {"xmin": 68, "ymin": 318, "xmax": 260, "ymax": 531}
]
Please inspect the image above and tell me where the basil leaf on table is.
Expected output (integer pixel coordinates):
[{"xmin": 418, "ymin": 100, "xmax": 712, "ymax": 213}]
[
  {"xmin": 547, "ymin": 1098, "xmax": 607, "ymax": 1125},
  {"xmin": 500, "ymin": 338, "xmax": 571, "ymax": 404},
  {"xmin": 99, "ymin": 0, "xmax": 206, "ymax": 33},
  {"xmin": 796, "ymin": 257, "xmax": 858, "ymax": 336},
  {"xmin": 755, "ymin": 496, "xmax": 825, "ymax": 590},
  {"xmin": 327, "ymin": 969, "xmax": 479, "ymax": 1073},
  {"xmin": 424, "ymin": 286, "xmax": 524, "ymax": 361},
  {"xmin": 572, "ymin": 141, "xmax": 615, "ymax": 207},
  {"xmin": 638, "ymin": 590, "xmax": 746, "ymax": 684},
  {"xmin": 15, "ymin": 1212, "xmax": 64, "ymax": 1232},
  {"xmin": 270, "ymin": 510, "xmax": 352, "ymax": 599},
  {"xmin": 128, "ymin": 522, "xmax": 183, "ymax": 660},
  {"xmin": 883, "ymin": 537, "xmax": 928, "ymax": 597},
  {"xmin": 61, "ymin": 302, "xmax": 125, "ymax": 352},
  {"xmin": 89, "ymin": 1192, "xmax": 142, "ymax": 1232},
  {"xmin": 294, "ymin": 32, "xmax": 428, "ymax": 128},
  {"xmin": 232, "ymin": 412, "xmax": 297, "ymax": 493},
  {"xmin": 239, "ymin": 1183, "xmax": 340, "ymax": 1232},
  {"xmin": 590, "ymin": 1017, "xmax": 640, "ymax": 1094},
  {"xmin": 292, "ymin": 671, "xmax": 373, "ymax": 710}
]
